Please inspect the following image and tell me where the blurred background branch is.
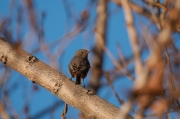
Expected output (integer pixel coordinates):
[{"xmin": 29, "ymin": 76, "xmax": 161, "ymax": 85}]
[{"xmin": 89, "ymin": 0, "xmax": 108, "ymax": 92}]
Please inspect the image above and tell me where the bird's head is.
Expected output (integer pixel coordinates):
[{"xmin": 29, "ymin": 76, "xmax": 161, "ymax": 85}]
[{"xmin": 75, "ymin": 49, "xmax": 90, "ymax": 59}]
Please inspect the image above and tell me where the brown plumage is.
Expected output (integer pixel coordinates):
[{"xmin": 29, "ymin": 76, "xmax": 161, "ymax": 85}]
[{"xmin": 68, "ymin": 49, "xmax": 90, "ymax": 86}]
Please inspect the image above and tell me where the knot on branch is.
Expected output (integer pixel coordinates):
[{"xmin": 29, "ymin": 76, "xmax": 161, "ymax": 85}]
[
  {"xmin": 53, "ymin": 82, "xmax": 62, "ymax": 94},
  {"xmin": 26, "ymin": 55, "xmax": 37, "ymax": 63},
  {"xmin": 89, "ymin": 115, "xmax": 96, "ymax": 119},
  {"xmin": 86, "ymin": 90, "xmax": 95, "ymax": 95},
  {"xmin": 0, "ymin": 55, "xmax": 7, "ymax": 64}
]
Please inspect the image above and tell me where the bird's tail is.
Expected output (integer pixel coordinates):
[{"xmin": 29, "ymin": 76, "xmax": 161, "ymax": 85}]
[{"xmin": 75, "ymin": 76, "xmax": 81, "ymax": 85}]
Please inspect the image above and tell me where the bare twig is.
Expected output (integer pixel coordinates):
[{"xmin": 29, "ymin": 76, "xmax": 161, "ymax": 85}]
[
  {"xmin": 61, "ymin": 103, "xmax": 68, "ymax": 119},
  {"xmin": 105, "ymin": 72, "xmax": 124, "ymax": 105},
  {"xmin": 97, "ymin": 35, "xmax": 135, "ymax": 81},
  {"xmin": 165, "ymin": 48, "xmax": 180, "ymax": 107}
]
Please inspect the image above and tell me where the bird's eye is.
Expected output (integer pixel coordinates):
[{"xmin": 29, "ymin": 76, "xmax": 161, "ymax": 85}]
[{"xmin": 81, "ymin": 52, "xmax": 83, "ymax": 54}]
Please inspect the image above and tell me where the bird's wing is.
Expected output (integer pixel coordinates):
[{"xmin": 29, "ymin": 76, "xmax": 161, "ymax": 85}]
[{"xmin": 79, "ymin": 60, "xmax": 90, "ymax": 73}]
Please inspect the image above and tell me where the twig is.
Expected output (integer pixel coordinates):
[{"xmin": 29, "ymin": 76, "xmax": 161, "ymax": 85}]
[
  {"xmin": 165, "ymin": 48, "xmax": 180, "ymax": 107},
  {"xmin": 105, "ymin": 72, "xmax": 124, "ymax": 105},
  {"xmin": 155, "ymin": 2, "xmax": 168, "ymax": 12},
  {"xmin": 61, "ymin": 103, "xmax": 68, "ymax": 119},
  {"xmin": 97, "ymin": 34, "xmax": 135, "ymax": 81}
]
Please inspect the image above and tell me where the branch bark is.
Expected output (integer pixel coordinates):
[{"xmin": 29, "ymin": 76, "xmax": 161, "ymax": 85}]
[{"xmin": 0, "ymin": 37, "xmax": 133, "ymax": 119}]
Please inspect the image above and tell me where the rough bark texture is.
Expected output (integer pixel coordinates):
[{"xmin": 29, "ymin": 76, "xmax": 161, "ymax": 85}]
[{"xmin": 0, "ymin": 37, "xmax": 133, "ymax": 119}]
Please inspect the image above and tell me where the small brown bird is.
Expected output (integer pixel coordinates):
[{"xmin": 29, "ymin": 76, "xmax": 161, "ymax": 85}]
[{"xmin": 68, "ymin": 49, "xmax": 90, "ymax": 87}]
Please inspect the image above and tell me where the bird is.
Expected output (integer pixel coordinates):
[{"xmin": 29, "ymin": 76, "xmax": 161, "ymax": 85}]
[{"xmin": 68, "ymin": 49, "xmax": 90, "ymax": 87}]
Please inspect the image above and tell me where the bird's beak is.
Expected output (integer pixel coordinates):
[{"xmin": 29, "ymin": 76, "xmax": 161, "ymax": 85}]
[{"xmin": 88, "ymin": 51, "xmax": 91, "ymax": 53}]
